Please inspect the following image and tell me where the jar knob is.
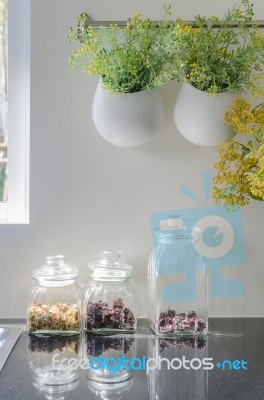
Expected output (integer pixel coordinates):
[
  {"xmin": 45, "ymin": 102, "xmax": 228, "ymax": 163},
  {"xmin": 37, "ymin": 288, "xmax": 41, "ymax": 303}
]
[
  {"xmin": 100, "ymin": 250, "xmax": 122, "ymax": 263},
  {"xmin": 160, "ymin": 217, "xmax": 183, "ymax": 231},
  {"xmin": 46, "ymin": 255, "xmax": 66, "ymax": 267}
]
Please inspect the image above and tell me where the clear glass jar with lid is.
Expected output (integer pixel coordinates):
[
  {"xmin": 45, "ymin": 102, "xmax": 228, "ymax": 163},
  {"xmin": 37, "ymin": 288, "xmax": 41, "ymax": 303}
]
[
  {"xmin": 83, "ymin": 250, "xmax": 137, "ymax": 334},
  {"xmin": 148, "ymin": 217, "xmax": 208, "ymax": 336},
  {"xmin": 27, "ymin": 255, "xmax": 81, "ymax": 336}
]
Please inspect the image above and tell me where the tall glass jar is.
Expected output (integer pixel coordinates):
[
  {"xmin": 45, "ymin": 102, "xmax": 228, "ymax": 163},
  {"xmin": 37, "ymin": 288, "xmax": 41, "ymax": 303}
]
[
  {"xmin": 148, "ymin": 218, "xmax": 207, "ymax": 336},
  {"xmin": 83, "ymin": 250, "xmax": 137, "ymax": 334},
  {"xmin": 27, "ymin": 255, "xmax": 81, "ymax": 336}
]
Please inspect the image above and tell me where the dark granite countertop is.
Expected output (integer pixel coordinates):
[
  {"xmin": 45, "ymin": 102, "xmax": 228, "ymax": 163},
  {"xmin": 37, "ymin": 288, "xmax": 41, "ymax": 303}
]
[{"xmin": 0, "ymin": 318, "xmax": 263, "ymax": 400}]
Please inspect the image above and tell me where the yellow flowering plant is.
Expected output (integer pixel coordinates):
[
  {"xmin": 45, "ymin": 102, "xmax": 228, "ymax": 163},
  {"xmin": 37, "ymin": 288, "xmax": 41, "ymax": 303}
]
[
  {"xmin": 171, "ymin": 0, "xmax": 264, "ymax": 94},
  {"xmin": 213, "ymin": 97, "xmax": 264, "ymax": 209},
  {"xmin": 68, "ymin": 6, "xmax": 175, "ymax": 94}
]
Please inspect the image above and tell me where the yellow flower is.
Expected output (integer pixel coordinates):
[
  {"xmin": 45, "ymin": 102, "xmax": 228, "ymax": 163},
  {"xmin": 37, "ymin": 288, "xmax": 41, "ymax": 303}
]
[{"xmin": 213, "ymin": 97, "xmax": 264, "ymax": 208}]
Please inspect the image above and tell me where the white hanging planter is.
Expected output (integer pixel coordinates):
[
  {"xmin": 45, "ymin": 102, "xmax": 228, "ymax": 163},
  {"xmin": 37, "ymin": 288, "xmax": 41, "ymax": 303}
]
[
  {"xmin": 173, "ymin": 83, "xmax": 237, "ymax": 147},
  {"xmin": 92, "ymin": 81, "xmax": 164, "ymax": 147}
]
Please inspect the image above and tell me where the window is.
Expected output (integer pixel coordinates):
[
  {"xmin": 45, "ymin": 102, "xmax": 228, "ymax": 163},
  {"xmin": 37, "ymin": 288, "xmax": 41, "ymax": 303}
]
[
  {"xmin": 0, "ymin": 0, "xmax": 30, "ymax": 223},
  {"xmin": 0, "ymin": 0, "xmax": 7, "ymax": 203}
]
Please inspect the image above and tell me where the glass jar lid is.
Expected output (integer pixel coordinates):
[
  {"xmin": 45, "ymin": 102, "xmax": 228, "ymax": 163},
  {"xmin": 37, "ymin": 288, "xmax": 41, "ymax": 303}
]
[
  {"xmin": 32, "ymin": 255, "xmax": 79, "ymax": 281},
  {"xmin": 87, "ymin": 250, "xmax": 133, "ymax": 280}
]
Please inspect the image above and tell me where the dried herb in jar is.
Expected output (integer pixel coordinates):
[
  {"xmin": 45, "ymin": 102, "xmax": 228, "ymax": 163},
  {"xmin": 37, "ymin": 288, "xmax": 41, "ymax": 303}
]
[
  {"xmin": 159, "ymin": 309, "xmax": 206, "ymax": 334},
  {"xmin": 28, "ymin": 302, "xmax": 80, "ymax": 334},
  {"xmin": 86, "ymin": 298, "xmax": 135, "ymax": 332}
]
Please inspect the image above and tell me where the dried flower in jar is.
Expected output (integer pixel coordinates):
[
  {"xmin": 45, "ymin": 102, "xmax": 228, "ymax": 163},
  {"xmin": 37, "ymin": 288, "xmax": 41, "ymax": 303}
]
[
  {"xmin": 28, "ymin": 302, "xmax": 80, "ymax": 334},
  {"xmin": 86, "ymin": 298, "xmax": 135, "ymax": 332},
  {"xmin": 159, "ymin": 309, "xmax": 206, "ymax": 334}
]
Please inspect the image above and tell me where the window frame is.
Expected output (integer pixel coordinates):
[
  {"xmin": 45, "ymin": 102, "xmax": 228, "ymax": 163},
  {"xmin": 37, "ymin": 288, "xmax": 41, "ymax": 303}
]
[{"xmin": 0, "ymin": 0, "xmax": 30, "ymax": 223}]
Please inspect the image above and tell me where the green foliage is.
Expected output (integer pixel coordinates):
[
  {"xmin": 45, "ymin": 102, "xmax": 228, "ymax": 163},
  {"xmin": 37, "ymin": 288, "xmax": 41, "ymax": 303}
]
[
  {"xmin": 0, "ymin": 0, "xmax": 7, "ymax": 20},
  {"xmin": 171, "ymin": 0, "xmax": 264, "ymax": 94},
  {"xmin": 68, "ymin": 6, "xmax": 175, "ymax": 94}
]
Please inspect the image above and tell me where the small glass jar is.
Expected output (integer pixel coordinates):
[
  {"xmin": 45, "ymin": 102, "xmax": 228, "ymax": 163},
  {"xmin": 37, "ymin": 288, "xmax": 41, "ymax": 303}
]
[
  {"xmin": 83, "ymin": 250, "xmax": 137, "ymax": 334},
  {"xmin": 148, "ymin": 218, "xmax": 208, "ymax": 336},
  {"xmin": 27, "ymin": 255, "xmax": 81, "ymax": 336}
]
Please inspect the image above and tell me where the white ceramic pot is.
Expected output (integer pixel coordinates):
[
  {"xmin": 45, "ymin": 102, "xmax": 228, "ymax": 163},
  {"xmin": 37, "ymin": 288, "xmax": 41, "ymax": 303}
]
[
  {"xmin": 173, "ymin": 83, "xmax": 237, "ymax": 147},
  {"xmin": 92, "ymin": 82, "xmax": 164, "ymax": 147}
]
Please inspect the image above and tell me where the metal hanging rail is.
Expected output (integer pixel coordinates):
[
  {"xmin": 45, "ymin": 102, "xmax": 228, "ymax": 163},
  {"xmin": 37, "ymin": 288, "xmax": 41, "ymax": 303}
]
[{"xmin": 77, "ymin": 14, "xmax": 264, "ymax": 29}]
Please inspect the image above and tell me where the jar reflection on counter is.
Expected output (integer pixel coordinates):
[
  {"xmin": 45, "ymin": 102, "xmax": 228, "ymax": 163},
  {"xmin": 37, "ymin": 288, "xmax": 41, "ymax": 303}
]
[
  {"xmin": 28, "ymin": 334, "xmax": 80, "ymax": 386},
  {"xmin": 84, "ymin": 332, "xmax": 136, "ymax": 384},
  {"xmin": 88, "ymin": 378, "xmax": 133, "ymax": 400},
  {"xmin": 148, "ymin": 335, "xmax": 208, "ymax": 400},
  {"xmin": 27, "ymin": 255, "xmax": 82, "ymax": 336}
]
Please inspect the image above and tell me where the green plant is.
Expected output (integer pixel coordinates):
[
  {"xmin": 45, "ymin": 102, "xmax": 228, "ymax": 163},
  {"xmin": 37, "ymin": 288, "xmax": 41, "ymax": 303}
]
[
  {"xmin": 171, "ymin": 0, "xmax": 264, "ymax": 94},
  {"xmin": 213, "ymin": 97, "xmax": 264, "ymax": 209},
  {"xmin": 68, "ymin": 6, "xmax": 174, "ymax": 94}
]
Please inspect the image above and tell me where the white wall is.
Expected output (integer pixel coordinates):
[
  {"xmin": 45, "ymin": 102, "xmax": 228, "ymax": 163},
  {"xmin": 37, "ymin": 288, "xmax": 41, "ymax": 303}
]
[{"xmin": 0, "ymin": 0, "xmax": 263, "ymax": 318}]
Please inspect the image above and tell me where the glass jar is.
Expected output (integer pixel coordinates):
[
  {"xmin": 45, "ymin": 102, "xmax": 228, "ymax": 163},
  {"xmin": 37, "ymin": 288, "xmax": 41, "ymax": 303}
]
[
  {"xmin": 148, "ymin": 218, "xmax": 207, "ymax": 336},
  {"xmin": 27, "ymin": 255, "xmax": 81, "ymax": 336},
  {"xmin": 83, "ymin": 250, "xmax": 137, "ymax": 334}
]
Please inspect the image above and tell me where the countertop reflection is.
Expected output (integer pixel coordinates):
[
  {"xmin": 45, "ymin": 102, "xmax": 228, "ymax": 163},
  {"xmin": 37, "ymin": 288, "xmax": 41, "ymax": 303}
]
[{"xmin": 0, "ymin": 318, "xmax": 263, "ymax": 400}]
